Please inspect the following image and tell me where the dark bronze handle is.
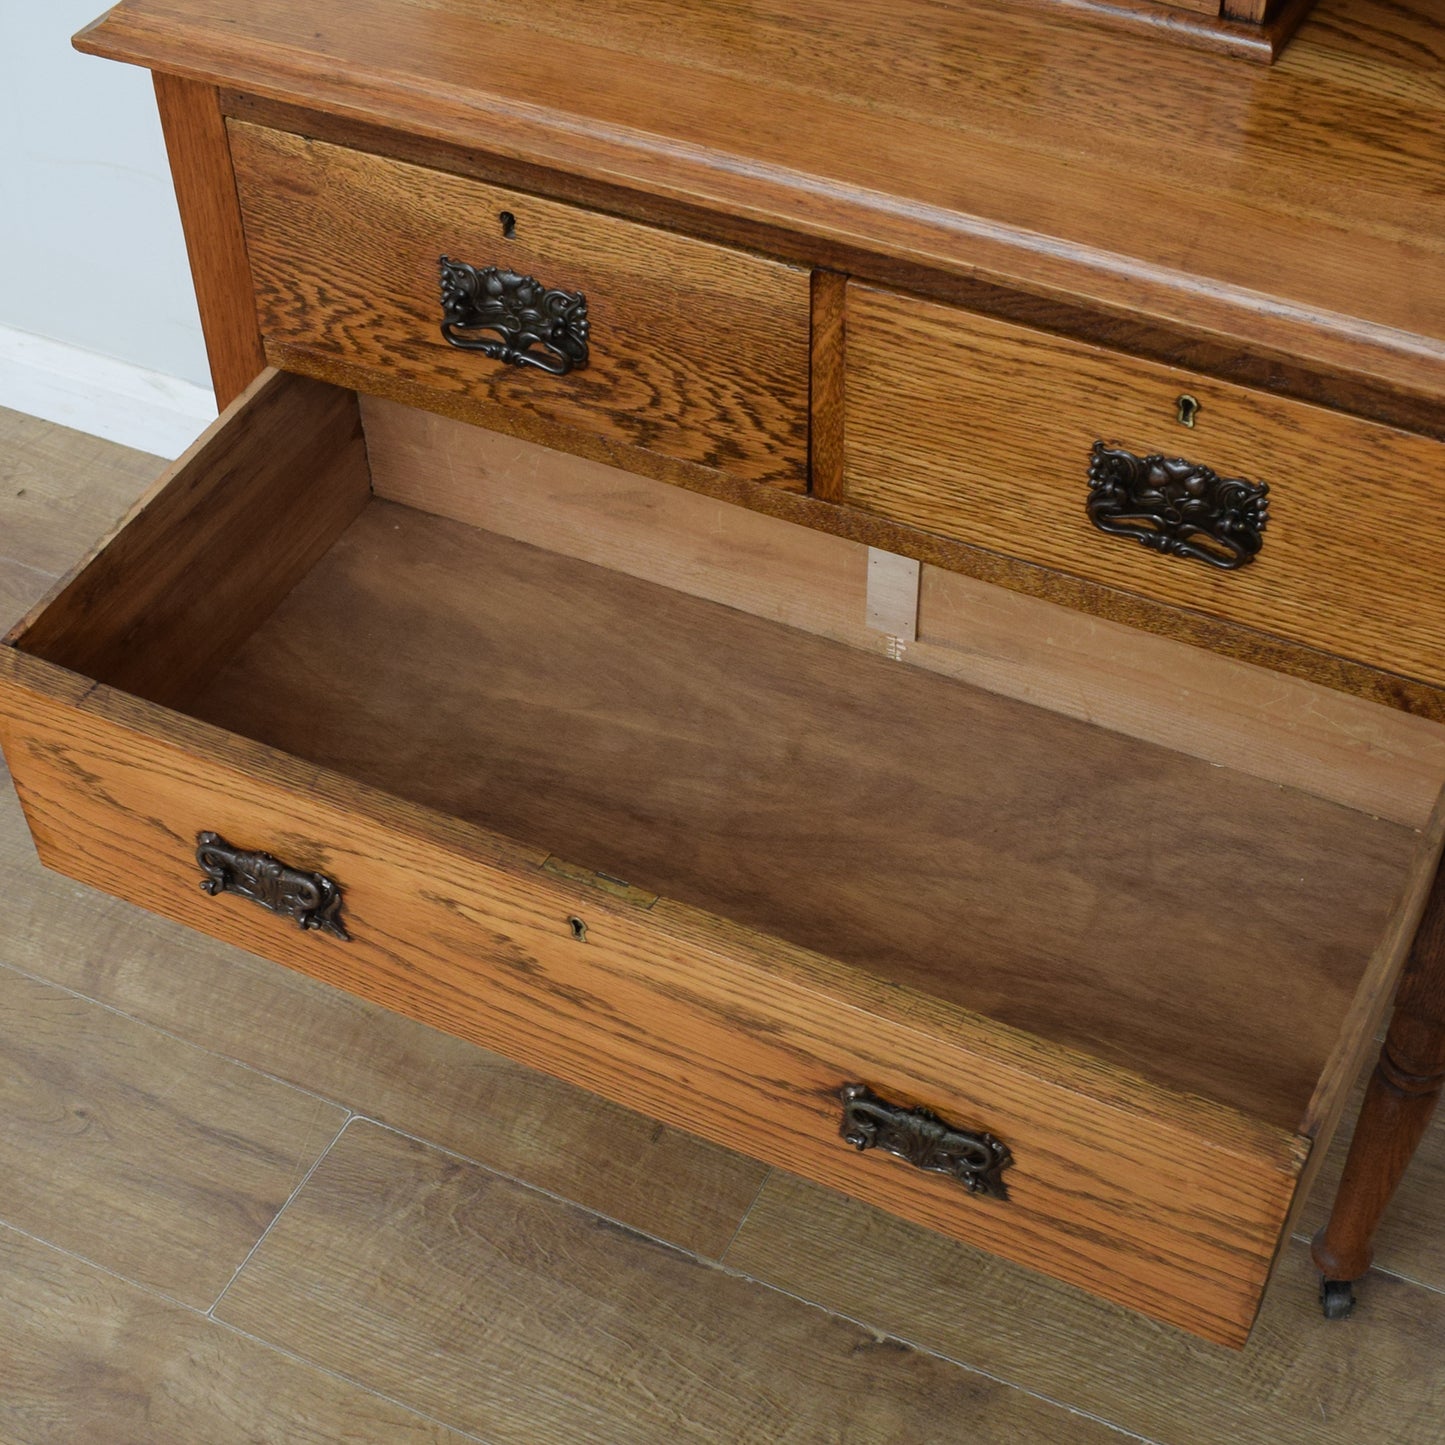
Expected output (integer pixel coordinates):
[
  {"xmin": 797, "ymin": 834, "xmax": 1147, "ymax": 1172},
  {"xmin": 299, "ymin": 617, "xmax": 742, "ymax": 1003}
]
[
  {"xmin": 1086, "ymin": 441, "xmax": 1269, "ymax": 571},
  {"xmin": 195, "ymin": 832, "xmax": 349, "ymax": 941},
  {"xmin": 839, "ymin": 1083, "xmax": 1013, "ymax": 1200},
  {"xmin": 438, "ymin": 256, "xmax": 589, "ymax": 376}
]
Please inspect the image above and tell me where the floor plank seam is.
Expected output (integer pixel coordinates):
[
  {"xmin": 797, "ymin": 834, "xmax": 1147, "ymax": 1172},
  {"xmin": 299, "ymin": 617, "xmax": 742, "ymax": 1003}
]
[
  {"xmin": 206, "ymin": 1111, "xmax": 355, "ymax": 1318},
  {"xmin": 0, "ymin": 955, "xmax": 365, "ymax": 1117},
  {"xmin": 204, "ymin": 1316, "xmax": 500, "ymax": 1445},
  {"xmin": 0, "ymin": 1218, "xmax": 497, "ymax": 1444},
  {"xmin": 716, "ymin": 1164, "xmax": 773, "ymax": 1264},
  {"xmin": 0, "ymin": 1216, "xmax": 212, "ymax": 1317},
  {"xmin": 343, "ymin": 1117, "xmax": 1166, "ymax": 1445},
  {"xmin": 346, "ymin": 1112, "xmax": 755, "ymax": 1263},
  {"xmin": 703, "ymin": 1260, "xmax": 1172, "ymax": 1445}
]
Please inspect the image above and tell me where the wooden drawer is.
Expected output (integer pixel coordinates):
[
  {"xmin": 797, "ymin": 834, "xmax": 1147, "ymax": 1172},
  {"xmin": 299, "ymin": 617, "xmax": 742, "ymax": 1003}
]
[
  {"xmin": 227, "ymin": 123, "xmax": 810, "ymax": 489},
  {"xmin": 842, "ymin": 282, "xmax": 1445, "ymax": 690},
  {"xmin": 2, "ymin": 371, "xmax": 1438, "ymax": 1348}
]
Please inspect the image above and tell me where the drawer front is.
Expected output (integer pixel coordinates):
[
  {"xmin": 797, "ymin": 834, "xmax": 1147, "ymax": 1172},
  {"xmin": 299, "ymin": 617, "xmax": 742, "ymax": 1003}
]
[
  {"xmin": 228, "ymin": 123, "xmax": 810, "ymax": 489},
  {"xmin": 0, "ymin": 664, "xmax": 1302, "ymax": 1349},
  {"xmin": 843, "ymin": 282, "xmax": 1445, "ymax": 688}
]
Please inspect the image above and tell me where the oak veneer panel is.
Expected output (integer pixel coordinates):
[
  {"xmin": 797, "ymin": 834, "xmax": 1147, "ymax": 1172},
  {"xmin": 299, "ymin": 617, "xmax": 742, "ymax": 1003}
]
[
  {"xmin": 362, "ymin": 396, "xmax": 1445, "ymax": 829},
  {"xmin": 228, "ymin": 124, "xmax": 809, "ymax": 489},
  {"xmin": 0, "ymin": 655, "xmax": 1306, "ymax": 1345},
  {"xmin": 216, "ymin": 1122, "xmax": 1132, "ymax": 1444},
  {"xmin": 186, "ymin": 501, "xmax": 1415, "ymax": 1136},
  {"xmin": 153, "ymin": 74, "xmax": 266, "ymax": 407},
  {"xmin": 0, "ymin": 1226, "xmax": 472, "ymax": 1444},
  {"xmin": 17, "ymin": 369, "xmax": 369, "ymax": 712},
  {"xmin": 725, "ymin": 1175, "xmax": 1445, "ymax": 1445},
  {"xmin": 844, "ymin": 283, "xmax": 1445, "ymax": 689},
  {"xmin": 0, "ymin": 966, "xmax": 344, "ymax": 1308},
  {"xmin": 76, "ymin": 0, "xmax": 1445, "ymax": 404}
]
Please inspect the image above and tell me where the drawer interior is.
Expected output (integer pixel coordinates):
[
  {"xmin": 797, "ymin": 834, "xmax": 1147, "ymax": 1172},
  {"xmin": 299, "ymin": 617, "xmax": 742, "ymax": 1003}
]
[{"xmin": 9, "ymin": 372, "xmax": 1435, "ymax": 1140}]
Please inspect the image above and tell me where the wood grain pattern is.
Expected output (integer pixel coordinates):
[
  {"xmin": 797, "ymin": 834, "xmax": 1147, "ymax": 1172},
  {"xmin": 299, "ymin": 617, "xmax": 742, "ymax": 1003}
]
[
  {"xmin": 217, "ymin": 90, "xmax": 1445, "ymax": 445},
  {"xmin": 215, "ymin": 1122, "xmax": 1132, "ymax": 1444},
  {"xmin": 3, "ymin": 420, "xmax": 1442, "ymax": 1441},
  {"xmin": 1311, "ymin": 817, "xmax": 1445, "ymax": 1284},
  {"xmin": 0, "ymin": 774, "xmax": 766, "ymax": 1266},
  {"xmin": 362, "ymin": 396, "xmax": 1445, "ymax": 829},
  {"xmin": 228, "ymin": 123, "xmax": 809, "ymax": 489},
  {"xmin": 1298, "ymin": 1050, "xmax": 1445, "ymax": 1295},
  {"xmin": 183, "ymin": 502, "xmax": 1422, "ymax": 1136},
  {"xmin": 844, "ymin": 283, "xmax": 1445, "ymax": 690},
  {"xmin": 0, "ymin": 966, "xmax": 344, "ymax": 1308},
  {"xmin": 0, "ymin": 652, "xmax": 1310, "ymax": 1346},
  {"xmin": 153, "ymin": 74, "xmax": 266, "ymax": 407},
  {"xmin": 809, "ymin": 268, "xmax": 847, "ymax": 503},
  {"xmin": 16, "ymin": 370, "xmax": 369, "ymax": 711},
  {"xmin": 284, "ymin": 359, "xmax": 1445, "ymax": 722},
  {"xmin": 725, "ymin": 1174, "xmax": 1445, "ymax": 1445},
  {"xmin": 73, "ymin": 0, "xmax": 1445, "ymax": 410},
  {"xmin": 0, "ymin": 1226, "xmax": 473, "ymax": 1444}
]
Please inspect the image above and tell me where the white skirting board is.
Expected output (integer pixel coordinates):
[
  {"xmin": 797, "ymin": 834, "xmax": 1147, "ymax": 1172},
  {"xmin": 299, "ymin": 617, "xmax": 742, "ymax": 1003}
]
[{"xmin": 0, "ymin": 325, "xmax": 216, "ymax": 460}]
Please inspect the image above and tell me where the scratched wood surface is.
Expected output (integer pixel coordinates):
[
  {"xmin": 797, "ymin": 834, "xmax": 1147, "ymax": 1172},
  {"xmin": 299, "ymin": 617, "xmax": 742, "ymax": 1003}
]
[{"xmin": 3, "ymin": 408, "xmax": 1444, "ymax": 1439}]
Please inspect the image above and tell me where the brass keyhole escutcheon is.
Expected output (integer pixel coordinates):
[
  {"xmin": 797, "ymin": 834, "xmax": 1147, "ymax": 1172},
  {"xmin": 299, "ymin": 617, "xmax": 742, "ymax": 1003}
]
[
  {"xmin": 568, "ymin": 915, "xmax": 588, "ymax": 942},
  {"xmin": 1176, "ymin": 394, "xmax": 1200, "ymax": 428},
  {"xmin": 499, "ymin": 210, "xmax": 517, "ymax": 238}
]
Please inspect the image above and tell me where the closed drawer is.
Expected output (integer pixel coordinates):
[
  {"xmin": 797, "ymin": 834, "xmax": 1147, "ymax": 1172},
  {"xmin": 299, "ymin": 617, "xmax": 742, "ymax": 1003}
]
[
  {"xmin": 228, "ymin": 123, "xmax": 810, "ymax": 489},
  {"xmin": 842, "ymin": 282, "xmax": 1445, "ymax": 689},
  {"xmin": 1, "ymin": 371, "xmax": 1433, "ymax": 1348}
]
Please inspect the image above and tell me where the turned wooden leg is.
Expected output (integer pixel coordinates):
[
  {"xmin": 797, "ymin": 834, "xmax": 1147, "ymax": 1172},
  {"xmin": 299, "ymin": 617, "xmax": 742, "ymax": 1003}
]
[{"xmin": 1311, "ymin": 851, "xmax": 1445, "ymax": 1318}]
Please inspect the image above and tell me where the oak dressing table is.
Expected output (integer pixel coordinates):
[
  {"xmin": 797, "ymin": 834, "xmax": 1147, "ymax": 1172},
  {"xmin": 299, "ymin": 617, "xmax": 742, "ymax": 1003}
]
[{"xmin": 1, "ymin": 0, "xmax": 1441, "ymax": 1349}]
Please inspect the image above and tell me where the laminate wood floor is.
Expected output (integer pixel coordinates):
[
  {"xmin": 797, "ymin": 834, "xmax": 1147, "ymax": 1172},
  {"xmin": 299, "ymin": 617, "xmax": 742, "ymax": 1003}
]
[{"xmin": 2, "ymin": 405, "xmax": 1443, "ymax": 1444}]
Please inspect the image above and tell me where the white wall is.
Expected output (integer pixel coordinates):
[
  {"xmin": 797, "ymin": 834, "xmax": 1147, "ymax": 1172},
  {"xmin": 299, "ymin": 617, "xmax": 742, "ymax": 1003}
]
[{"xmin": 0, "ymin": 1, "xmax": 214, "ymax": 449}]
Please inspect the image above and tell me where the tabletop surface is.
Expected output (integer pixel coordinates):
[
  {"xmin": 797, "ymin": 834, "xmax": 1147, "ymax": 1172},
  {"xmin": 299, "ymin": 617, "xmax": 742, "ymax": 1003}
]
[{"xmin": 79, "ymin": 0, "xmax": 1445, "ymax": 402}]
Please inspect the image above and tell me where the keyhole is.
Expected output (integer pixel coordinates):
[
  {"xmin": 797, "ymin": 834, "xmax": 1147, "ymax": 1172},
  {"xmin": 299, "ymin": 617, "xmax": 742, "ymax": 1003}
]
[
  {"xmin": 1176, "ymin": 394, "xmax": 1200, "ymax": 428},
  {"xmin": 567, "ymin": 915, "xmax": 587, "ymax": 942},
  {"xmin": 499, "ymin": 211, "xmax": 517, "ymax": 239}
]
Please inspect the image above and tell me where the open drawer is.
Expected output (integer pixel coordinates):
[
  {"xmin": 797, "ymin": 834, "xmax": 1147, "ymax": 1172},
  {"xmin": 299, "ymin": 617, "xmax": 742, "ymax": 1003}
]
[{"xmin": 2, "ymin": 371, "xmax": 1440, "ymax": 1348}]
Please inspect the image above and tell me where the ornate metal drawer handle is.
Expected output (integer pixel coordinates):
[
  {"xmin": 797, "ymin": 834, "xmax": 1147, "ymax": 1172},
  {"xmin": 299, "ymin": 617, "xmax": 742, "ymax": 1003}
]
[
  {"xmin": 1086, "ymin": 441, "xmax": 1269, "ymax": 571},
  {"xmin": 839, "ymin": 1083, "xmax": 1013, "ymax": 1200},
  {"xmin": 195, "ymin": 832, "xmax": 350, "ymax": 941},
  {"xmin": 439, "ymin": 256, "xmax": 589, "ymax": 376}
]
